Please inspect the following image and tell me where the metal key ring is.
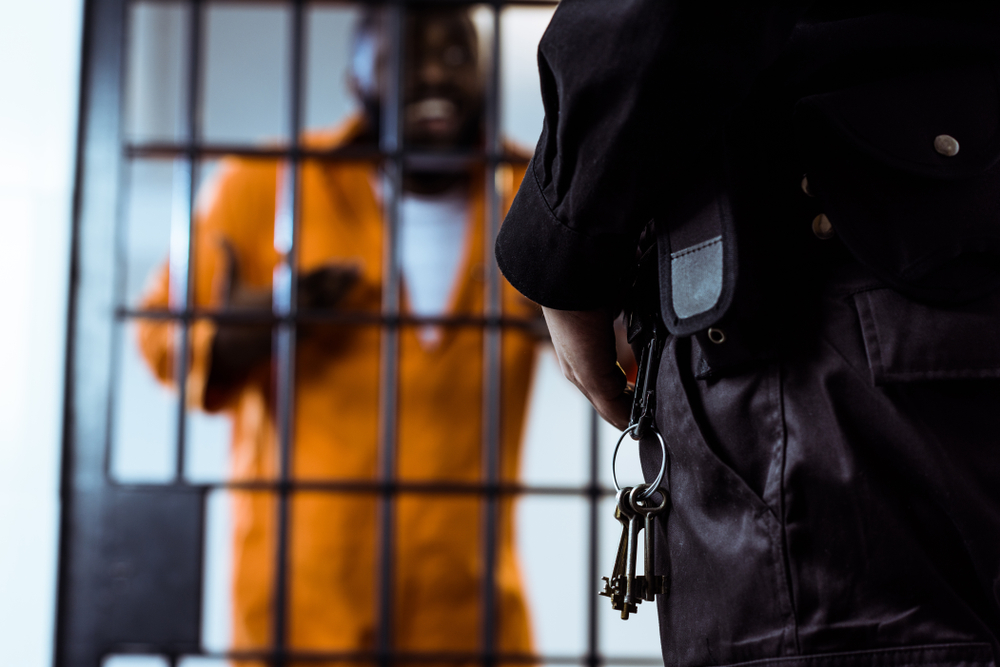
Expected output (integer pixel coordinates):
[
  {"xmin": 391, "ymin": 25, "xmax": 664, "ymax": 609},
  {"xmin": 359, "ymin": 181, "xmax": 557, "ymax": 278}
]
[
  {"xmin": 612, "ymin": 424, "xmax": 668, "ymax": 501},
  {"xmin": 629, "ymin": 483, "xmax": 669, "ymax": 515}
]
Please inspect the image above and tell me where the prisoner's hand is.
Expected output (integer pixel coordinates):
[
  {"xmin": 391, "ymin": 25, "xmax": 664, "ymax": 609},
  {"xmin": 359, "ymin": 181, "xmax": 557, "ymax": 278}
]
[
  {"xmin": 542, "ymin": 306, "xmax": 632, "ymax": 430},
  {"xmin": 298, "ymin": 264, "xmax": 361, "ymax": 310}
]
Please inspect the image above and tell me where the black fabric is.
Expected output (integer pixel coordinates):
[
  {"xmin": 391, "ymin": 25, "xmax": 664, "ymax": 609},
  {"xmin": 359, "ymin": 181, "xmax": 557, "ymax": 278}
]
[
  {"xmin": 496, "ymin": 1, "xmax": 811, "ymax": 310},
  {"xmin": 496, "ymin": 2, "xmax": 1000, "ymax": 314},
  {"xmin": 495, "ymin": 2, "xmax": 1000, "ymax": 665},
  {"xmin": 640, "ymin": 265, "xmax": 1000, "ymax": 665},
  {"xmin": 495, "ymin": 156, "xmax": 635, "ymax": 310},
  {"xmin": 854, "ymin": 286, "xmax": 1000, "ymax": 384},
  {"xmin": 795, "ymin": 63, "xmax": 1000, "ymax": 302}
]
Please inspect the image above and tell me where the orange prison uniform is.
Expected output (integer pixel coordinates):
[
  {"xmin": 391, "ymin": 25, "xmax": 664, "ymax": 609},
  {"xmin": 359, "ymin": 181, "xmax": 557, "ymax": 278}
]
[{"xmin": 137, "ymin": 116, "xmax": 539, "ymax": 663}]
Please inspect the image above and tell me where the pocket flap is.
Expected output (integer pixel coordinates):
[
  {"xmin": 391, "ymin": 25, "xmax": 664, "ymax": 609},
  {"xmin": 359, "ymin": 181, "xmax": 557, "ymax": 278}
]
[
  {"xmin": 854, "ymin": 286, "xmax": 1000, "ymax": 384},
  {"xmin": 796, "ymin": 62, "xmax": 1000, "ymax": 302},
  {"xmin": 797, "ymin": 62, "xmax": 1000, "ymax": 180}
]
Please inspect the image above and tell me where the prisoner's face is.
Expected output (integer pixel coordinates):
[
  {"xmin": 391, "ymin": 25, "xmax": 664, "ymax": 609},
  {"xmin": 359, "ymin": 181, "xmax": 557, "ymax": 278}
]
[
  {"xmin": 402, "ymin": 12, "xmax": 482, "ymax": 148},
  {"xmin": 352, "ymin": 9, "xmax": 483, "ymax": 149}
]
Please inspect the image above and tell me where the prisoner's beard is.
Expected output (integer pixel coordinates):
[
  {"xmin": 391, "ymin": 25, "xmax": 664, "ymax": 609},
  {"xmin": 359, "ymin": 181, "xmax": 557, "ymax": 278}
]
[
  {"xmin": 360, "ymin": 99, "xmax": 483, "ymax": 156},
  {"xmin": 358, "ymin": 99, "xmax": 482, "ymax": 194}
]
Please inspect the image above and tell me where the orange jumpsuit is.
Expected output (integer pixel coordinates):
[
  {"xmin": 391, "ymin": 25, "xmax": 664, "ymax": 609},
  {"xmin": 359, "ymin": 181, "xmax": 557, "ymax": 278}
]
[{"xmin": 137, "ymin": 116, "xmax": 538, "ymax": 663}]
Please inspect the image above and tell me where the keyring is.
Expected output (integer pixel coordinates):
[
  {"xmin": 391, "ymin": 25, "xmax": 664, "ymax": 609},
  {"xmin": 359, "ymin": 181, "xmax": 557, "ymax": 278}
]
[
  {"xmin": 629, "ymin": 483, "xmax": 669, "ymax": 514},
  {"xmin": 612, "ymin": 423, "xmax": 667, "ymax": 500}
]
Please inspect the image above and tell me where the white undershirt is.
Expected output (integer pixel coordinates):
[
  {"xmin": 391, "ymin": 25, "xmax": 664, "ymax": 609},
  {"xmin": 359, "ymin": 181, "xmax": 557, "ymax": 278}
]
[{"xmin": 398, "ymin": 187, "xmax": 471, "ymax": 345}]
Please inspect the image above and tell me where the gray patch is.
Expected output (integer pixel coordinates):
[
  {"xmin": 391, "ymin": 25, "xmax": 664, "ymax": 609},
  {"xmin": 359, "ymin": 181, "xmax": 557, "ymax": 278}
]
[{"xmin": 671, "ymin": 236, "xmax": 723, "ymax": 319}]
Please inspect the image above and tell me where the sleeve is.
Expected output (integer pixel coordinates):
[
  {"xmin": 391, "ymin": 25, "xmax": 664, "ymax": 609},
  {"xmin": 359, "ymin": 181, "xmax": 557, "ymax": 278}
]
[
  {"xmin": 135, "ymin": 158, "xmax": 279, "ymax": 412},
  {"xmin": 495, "ymin": 0, "xmax": 810, "ymax": 310},
  {"xmin": 134, "ymin": 263, "xmax": 222, "ymax": 411}
]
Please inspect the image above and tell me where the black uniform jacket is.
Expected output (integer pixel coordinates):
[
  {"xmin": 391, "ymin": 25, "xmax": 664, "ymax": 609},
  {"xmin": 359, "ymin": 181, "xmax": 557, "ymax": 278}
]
[{"xmin": 496, "ymin": 2, "xmax": 1000, "ymax": 666}]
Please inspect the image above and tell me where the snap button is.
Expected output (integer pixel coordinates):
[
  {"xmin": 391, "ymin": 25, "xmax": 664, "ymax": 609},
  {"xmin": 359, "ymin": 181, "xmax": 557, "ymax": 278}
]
[
  {"xmin": 707, "ymin": 327, "xmax": 726, "ymax": 344},
  {"xmin": 934, "ymin": 134, "xmax": 960, "ymax": 157},
  {"xmin": 801, "ymin": 174, "xmax": 813, "ymax": 196},
  {"xmin": 812, "ymin": 213, "xmax": 835, "ymax": 240}
]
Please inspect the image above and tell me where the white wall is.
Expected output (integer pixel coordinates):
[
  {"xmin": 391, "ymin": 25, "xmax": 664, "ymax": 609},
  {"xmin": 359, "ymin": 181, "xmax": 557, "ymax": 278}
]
[{"xmin": 0, "ymin": 1, "xmax": 84, "ymax": 666}]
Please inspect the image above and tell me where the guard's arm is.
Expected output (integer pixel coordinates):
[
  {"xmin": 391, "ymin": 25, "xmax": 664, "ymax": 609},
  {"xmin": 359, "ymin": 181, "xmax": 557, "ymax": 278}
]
[{"xmin": 496, "ymin": 0, "xmax": 808, "ymax": 422}]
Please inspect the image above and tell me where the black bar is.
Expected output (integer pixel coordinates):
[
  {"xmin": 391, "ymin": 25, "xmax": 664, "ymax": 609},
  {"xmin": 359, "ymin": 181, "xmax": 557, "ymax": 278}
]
[
  {"xmin": 169, "ymin": 159, "xmax": 194, "ymax": 482},
  {"xmin": 107, "ymin": 478, "xmax": 620, "ymax": 496},
  {"xmin": 376, "ymin": 5, "xmax": 404, "ymax": 667},
  {"xmin": 115, "ymin": 306, "xmax": 543, "ymax": 330},
  {"xmin": 178, "ymin": 0, "xmax": 206, "ymax": 652},
  {"xmin": 167, "ymin": 649, "xmax": 663, "ymax": 665},
  {"xmin": 55, "ymin": 0, "xmax": 128, "ymax": 662},
  {"xmin": 271, "ymin": 1, "xmax": 308, "ymax": 665},
  {"xmin": 171, "ymin": 0, "xmax": 204, "ymax": 484},
  {"xmin": 479, "ymin": 3, "xmax": 503, "ymax": 666},
  {"xmin": 586, "ymin": 408, "xmax": 602, "ymax": 667},
  {"xmin": 131, "ymin": 0, "xmax": 558, "ymax": 6},
  {"xmin": 103, "ymin": 165, "xmax": 132, "ymax": 481},
  {"xmin": 125, "ymin": 141, "xmax": 530, "ymax": 164}
]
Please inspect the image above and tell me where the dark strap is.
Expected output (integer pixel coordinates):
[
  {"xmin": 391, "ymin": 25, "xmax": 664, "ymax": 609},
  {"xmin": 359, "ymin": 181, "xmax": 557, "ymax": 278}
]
[{"xmin": 656, "ymin": 164, "xmax": 739, "ymax": 337}]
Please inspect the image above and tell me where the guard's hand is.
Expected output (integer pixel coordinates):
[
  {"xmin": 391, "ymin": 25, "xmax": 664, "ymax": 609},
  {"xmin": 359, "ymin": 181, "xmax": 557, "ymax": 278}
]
[{"xmin": 542, "ymin": 306, "xmax": 632, "ymax": 430}]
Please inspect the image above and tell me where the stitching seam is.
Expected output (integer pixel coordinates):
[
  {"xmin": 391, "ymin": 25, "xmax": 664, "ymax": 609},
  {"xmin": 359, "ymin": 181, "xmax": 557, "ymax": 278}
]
[{"xmin": 671, "ymin": 236, "xmax": 722, "ymax": 260}]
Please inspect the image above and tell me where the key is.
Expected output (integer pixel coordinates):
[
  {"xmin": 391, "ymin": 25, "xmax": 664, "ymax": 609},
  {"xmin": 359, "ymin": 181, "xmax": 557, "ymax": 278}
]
[
  {"xmin": 643, "ymin": 512, "xmax": 662, "ymax": 601},
  {"xmin": 599, "ymin": 487, "xmax": 632, "ymax": 612},
  {"xmin": 630, "ymin": 484, "xmax": 670, "ymax": 601},
  {"xmin": 598, "ymin": 490, "xmax": 625, "ymax": 601},
  {"xmin": 621, "ymin": 491, "xmax": 644, "ymax": 618}
]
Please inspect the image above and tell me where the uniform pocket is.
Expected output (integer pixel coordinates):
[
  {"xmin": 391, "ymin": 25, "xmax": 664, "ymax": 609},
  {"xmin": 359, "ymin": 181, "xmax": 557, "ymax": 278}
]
[
  {"xmin": 796, "ymin": 61, "xmax": 1000, "ymax": 303},
  {"xmin": 853, "ymin": 286, "xmax": 1000, "ymax": 384}
]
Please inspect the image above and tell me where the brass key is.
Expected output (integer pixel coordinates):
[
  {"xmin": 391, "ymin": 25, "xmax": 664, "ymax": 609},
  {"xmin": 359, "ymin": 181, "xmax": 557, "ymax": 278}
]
[
  {"xmin": 621, "ymin": 493, "xmax": 644, "ymax": 617},
  {"xmin": 600, "ymin": 488, "xmax": 630, "ymax": 611},
  {"xmin": 630, "ymin": 484, "xmax": 670, "ymax": 601}
]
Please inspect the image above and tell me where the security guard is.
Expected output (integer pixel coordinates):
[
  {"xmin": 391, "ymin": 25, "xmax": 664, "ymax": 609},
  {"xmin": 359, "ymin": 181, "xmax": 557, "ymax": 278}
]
[{"xmin": 496, "ymin": 2, "xmax": 1000, "ymax": 665}]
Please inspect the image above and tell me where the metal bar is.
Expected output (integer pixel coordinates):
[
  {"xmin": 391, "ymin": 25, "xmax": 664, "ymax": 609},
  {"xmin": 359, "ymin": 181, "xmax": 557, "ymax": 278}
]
[
  {"xmin": 125, "ymin": 141, "xmax": 530, "ymax": 164},
  {"xmin": 270, "ymin": 1, "xmax": 308, "ymax": 664},
  {"xmin": 169, "ymin": 158, "xmax": 194, "ymax": 481},
  {"xmin": 131, "ymin": 0, "xmax": 559, "ymax": 5},
  {"xmin": 103, "ymin": 153, "xmax": 134, "ymax": 480},
  {"xmin": 377, "ymin": 4, "xmax": 405, "ymax": 665},
  {"xmin": 586, "ymin": 408, "xmax": 602, "ymax": 667},
  {"xmin": 55, "ymin": 0, "xmax": 129, "ymax": 663},
  {"xmin": 173, "ymin": 0, "xmax": 206, "ymax": 656},
  {"xmin": 106, "ymin": 478, "xmax": 620, "ymax": 496},
  {"xmin": 174, "ymin": 649, "xmax": 663, "ymax": 665},
  {"xmin": 479, "ymin": 3, "xmax": 503, "ymax": 666},
  {"xmin": 115, "ymin": 306, "xmax": 543, "ymax": 329},
  {"xmin": 167, "ymin": 0, "xmax": 204, "ymax": 484}
]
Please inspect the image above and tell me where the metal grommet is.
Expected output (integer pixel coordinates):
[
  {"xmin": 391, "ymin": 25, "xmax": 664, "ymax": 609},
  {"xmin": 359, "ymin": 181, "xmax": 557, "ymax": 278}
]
[
  {"xmin": 934, "ymin": 134, "xmax": 960, "ymax": 157},
  {"xmin": 800, "ymin": 174, "xmax": 812, "ymax": 196},
  {"xmin": 812, "ymin": 213, "xmax": 835, "ymax": 240},
  {"xmin": 707, "ymin": 327, "xmax": 726, "ymax": 345},
  {"xmin": 613, "ymin": 423, "xmax": 668, "ymax": 500}
]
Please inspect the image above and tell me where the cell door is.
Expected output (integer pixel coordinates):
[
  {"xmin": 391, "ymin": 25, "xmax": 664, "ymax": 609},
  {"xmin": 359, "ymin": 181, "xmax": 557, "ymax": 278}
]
[{"xmin": 56, "ymin": 1, "xmax": 665, "ymax": 666}]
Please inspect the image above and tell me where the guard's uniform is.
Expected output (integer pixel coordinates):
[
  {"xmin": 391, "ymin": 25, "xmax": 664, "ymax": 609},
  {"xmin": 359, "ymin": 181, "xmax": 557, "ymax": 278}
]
[
  {"xmin": 496, "ymin": 2, "xmax": 1000, "ymax": 666},
  {"xmin": 139, "ymin": 116, "xmax": 538, "ymax": 663}
]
